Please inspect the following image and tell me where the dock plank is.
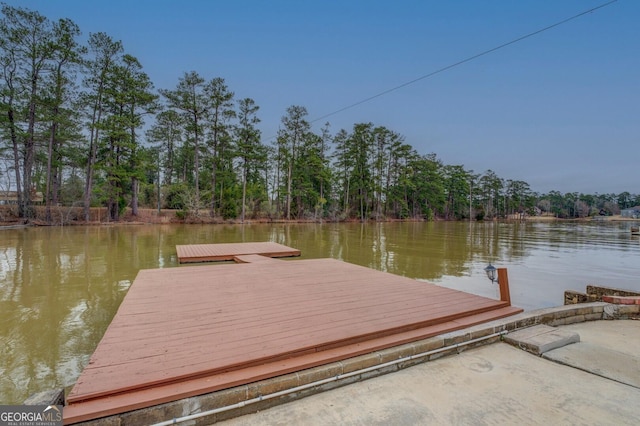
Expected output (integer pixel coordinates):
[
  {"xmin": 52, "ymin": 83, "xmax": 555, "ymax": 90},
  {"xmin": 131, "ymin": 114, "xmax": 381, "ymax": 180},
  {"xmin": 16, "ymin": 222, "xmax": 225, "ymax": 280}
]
[
  {"xmin": 176, "ymin": 241, "xmax": 301, "ymax": 263},
  {"xmin": 65, "ymin": 254, "xmax": 522, "ymax": 423}
]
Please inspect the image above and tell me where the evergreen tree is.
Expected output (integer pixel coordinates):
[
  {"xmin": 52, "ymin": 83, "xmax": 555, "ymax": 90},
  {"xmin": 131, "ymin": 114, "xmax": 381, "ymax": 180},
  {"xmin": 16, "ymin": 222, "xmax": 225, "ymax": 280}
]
[
  {"xmin": 411, "ymin": 154, "xmax": 445, "ymax": 220},
  {"xmin": 43, "ymin": 17, "xmax": 84, "ymax": 222},
  {"xmin": 82, "ymin": 32, "xmax": 123, "ymax": 221},
  {"xmin": 332, "ymin": 128, "xmax": 351, "ymax": 216},
  {"xmin": 160, "ymin": 71, "xmax": 207, "ymax": 214},
  {"xmin": 97, "ymin": 54, "xmax": 156, "ymax": 220},
  {"xmin": 443, "ymin": 165, "xmax": 471, "ymax": 220},
  {"xmin": 234, "ymin": 97, "xmax": 262, "ymax": 221},
  {"xmin": 0, "ymin": 4, "xmax": 56, "ymax": 218},
  {"xmin": 146, "ymin": 109, "xmax": 183, "ymax": 187},
  {"xmin": 346, "ymin": 123, "xmax": 375, "ymax": 221},
  {"xmin": 119, "ymin": 55, "xmax": 157, "ymax": 217},
  {"xmin": 204, "ymin": 77, "xmax": 235, "ymax": 216},
  {"xmin": 278, "ymin": 105, "xmax": 310, "ymax": 219}
]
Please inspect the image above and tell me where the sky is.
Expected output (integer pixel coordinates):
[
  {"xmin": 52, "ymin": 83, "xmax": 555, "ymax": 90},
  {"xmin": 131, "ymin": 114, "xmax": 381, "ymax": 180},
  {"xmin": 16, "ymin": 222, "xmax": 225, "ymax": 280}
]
[{"xmin": 7, "ymin": 0, "xmax": 639, "ymax": 195}]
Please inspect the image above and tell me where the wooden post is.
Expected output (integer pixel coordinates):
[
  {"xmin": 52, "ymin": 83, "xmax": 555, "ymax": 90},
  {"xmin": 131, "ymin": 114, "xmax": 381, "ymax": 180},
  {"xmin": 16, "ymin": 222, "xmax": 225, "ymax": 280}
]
[{"xmin": 497, "ymin": 268, "xmax": 511, "ymax": 305}]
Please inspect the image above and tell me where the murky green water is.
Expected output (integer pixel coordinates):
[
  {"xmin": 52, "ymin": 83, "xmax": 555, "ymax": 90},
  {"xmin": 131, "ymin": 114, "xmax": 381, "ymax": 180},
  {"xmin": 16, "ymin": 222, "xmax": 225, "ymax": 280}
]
[{"xmin": 1, "ymin": 221, "xmax": 639, "ymax": 403}]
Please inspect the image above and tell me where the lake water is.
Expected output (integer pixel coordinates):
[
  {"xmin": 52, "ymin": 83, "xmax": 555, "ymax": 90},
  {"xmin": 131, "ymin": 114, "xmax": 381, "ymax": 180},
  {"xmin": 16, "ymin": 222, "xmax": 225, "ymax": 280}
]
[{"xmin": 1, "ymin": 221, "xmax": 639, "ymax": 403}]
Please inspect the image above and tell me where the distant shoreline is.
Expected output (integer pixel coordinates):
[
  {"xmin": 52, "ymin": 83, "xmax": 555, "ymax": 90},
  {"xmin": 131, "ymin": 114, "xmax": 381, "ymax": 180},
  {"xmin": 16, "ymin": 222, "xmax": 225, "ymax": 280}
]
[
  {"xmin": 524, "ymin": 214, "xmax": 637, "ymax": 222},
  {"xmin": 0, "ymin": 213, "xmax": 637, "ymax": 228}
]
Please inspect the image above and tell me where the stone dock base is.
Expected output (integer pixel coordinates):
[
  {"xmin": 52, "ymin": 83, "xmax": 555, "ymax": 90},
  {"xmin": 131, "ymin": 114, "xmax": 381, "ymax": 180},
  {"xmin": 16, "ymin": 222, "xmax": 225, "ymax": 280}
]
[{"xmin": 68, "ymin": 302, "xmax": 638, "ymax": 425}]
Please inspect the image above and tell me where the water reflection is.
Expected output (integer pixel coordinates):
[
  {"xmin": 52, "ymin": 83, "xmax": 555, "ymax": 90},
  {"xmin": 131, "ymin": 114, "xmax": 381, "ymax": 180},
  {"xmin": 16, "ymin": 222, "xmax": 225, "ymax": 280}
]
[{"xmin": 0, "ymin": 221, "xmax": 639, "ymax": 404}]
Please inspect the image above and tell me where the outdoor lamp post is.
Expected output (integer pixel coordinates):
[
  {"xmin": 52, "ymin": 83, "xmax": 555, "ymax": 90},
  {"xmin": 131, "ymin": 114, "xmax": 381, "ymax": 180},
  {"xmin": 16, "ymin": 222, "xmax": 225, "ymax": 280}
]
[
  {"xmin": 484, "ymin": 263, "xmax": 497, "ymax": 284},
  {"xmin": 484, "ymin": 263, "xmax": 512, "ymax": 305}
]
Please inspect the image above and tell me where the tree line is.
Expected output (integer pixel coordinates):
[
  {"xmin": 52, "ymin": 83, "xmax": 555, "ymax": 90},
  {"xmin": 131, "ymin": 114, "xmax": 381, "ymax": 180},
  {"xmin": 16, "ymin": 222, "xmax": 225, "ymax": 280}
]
[{"xmin": 1, "ymin": 4, "xmax": 637, "ymax": 224}]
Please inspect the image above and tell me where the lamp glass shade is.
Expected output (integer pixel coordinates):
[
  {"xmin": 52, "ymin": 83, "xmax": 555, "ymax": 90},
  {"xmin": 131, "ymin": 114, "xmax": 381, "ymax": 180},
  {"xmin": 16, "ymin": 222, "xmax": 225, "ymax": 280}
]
[{"xmin": 484, "ymin": 264, "xmax": 497, "ymax": 282}]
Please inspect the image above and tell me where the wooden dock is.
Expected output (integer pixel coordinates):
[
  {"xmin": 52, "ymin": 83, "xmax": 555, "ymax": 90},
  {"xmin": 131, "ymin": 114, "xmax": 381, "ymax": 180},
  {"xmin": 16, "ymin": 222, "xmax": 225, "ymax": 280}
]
[
  {"xmin": 176, "ymin": 241, "xmax": 301, "ymax": 263},
  {"xmin": 64, "ymin": 248, "xmax": 522, "ymax": 424}
]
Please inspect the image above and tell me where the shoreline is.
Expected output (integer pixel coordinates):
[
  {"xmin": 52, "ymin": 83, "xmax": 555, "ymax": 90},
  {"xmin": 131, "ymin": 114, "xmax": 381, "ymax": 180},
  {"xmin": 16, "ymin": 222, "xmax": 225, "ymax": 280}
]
[
  {"xmin": 0, "ymin": 214, "xmax": 637, "ymax": 228},
  {"xmin": 0, "ymin": 203, "xmax": 638, "ymax": 228}
]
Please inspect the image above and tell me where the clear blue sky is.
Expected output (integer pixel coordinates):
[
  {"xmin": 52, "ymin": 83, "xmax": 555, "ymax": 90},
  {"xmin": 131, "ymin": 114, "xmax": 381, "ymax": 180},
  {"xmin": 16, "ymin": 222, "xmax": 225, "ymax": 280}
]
[{"xmin": 9, "ymin": 0, "xmax": 639, "ymax": 194}]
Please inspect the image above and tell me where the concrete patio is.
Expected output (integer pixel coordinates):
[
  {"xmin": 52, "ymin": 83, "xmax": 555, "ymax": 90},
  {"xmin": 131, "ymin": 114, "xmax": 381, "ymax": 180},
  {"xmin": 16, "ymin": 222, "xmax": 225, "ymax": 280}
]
[{"xmin": 219, "ymin": 319, "xmax": 640, "ymax": 425}]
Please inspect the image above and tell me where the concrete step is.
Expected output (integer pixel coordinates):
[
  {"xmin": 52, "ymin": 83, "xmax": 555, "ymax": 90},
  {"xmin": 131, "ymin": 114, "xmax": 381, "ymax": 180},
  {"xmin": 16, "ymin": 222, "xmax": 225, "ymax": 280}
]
[
  {"xmin": 504, "ymin": 324, "xmax": 580, "ymax": 355},
  {"xmin": 543, "ymin": 342, "xmax": 640, "ymax": 389}
]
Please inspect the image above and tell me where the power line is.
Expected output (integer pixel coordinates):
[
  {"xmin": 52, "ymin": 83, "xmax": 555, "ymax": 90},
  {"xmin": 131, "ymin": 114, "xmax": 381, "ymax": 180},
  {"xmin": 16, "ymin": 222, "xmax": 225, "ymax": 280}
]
[{"xmin": 309, "ymin": 0, "xmax": 618, "ymax": 125}]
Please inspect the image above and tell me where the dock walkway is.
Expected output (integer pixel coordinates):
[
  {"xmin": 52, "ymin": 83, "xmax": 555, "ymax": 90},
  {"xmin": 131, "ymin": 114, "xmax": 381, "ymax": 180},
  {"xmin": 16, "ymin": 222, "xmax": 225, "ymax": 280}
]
[{"xmin": 64, "ymin": 244, "xmax": 521, "ymax": 424}]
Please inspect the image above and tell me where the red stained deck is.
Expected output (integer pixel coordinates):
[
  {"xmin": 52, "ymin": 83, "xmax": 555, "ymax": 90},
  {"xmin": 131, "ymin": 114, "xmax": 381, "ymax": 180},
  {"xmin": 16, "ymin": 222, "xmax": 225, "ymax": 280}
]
[
  {"xmin": 176, "ymin": 241, "xmax": 301, "ymax": 263},
  {"xmin": 64, "ymin": 254, "xmax": 522, "ymax": 424}
]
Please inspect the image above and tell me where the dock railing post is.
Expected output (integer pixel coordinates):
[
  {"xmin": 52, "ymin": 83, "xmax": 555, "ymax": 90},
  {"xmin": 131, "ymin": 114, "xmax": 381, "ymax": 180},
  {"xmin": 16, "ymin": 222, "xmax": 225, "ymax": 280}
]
[{"xmin": 497, "ymin": 268, "xmax": 511, "ymax": 305}]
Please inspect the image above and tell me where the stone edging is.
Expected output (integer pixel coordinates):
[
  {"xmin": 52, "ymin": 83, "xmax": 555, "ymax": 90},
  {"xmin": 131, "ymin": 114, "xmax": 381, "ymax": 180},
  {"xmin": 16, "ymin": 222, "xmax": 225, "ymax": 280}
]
[{"xmin": 69, "ymin": 302, "xmax": 639, "ymax": 425}]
